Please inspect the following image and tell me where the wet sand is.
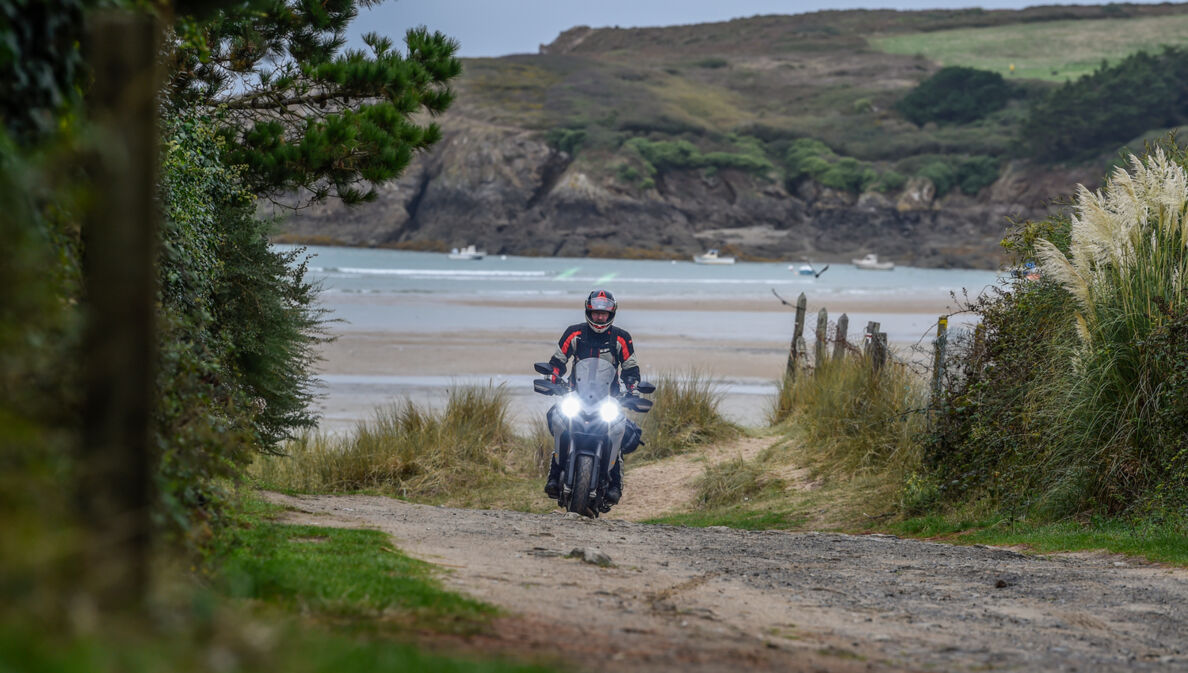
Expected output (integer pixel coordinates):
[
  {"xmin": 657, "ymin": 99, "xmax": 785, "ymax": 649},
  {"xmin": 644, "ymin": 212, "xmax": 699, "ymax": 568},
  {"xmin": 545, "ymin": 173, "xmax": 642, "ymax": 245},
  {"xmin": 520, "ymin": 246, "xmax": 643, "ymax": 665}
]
[{"xmin": 310, "ymin": 292, "xmax": 969, "ymax": 433}]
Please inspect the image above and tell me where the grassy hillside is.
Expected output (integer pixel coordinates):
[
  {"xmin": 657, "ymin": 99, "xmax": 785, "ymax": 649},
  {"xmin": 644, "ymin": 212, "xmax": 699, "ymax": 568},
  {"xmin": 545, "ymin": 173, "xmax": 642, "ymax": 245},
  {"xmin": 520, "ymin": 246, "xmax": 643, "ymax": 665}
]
[
  {"xmin": 872, "ymin": 13, "xmax": 1188, "ymax": 82},
  {"xmin": 450, "ymin": 4, "xmax": 1188, "ymax": 196}
]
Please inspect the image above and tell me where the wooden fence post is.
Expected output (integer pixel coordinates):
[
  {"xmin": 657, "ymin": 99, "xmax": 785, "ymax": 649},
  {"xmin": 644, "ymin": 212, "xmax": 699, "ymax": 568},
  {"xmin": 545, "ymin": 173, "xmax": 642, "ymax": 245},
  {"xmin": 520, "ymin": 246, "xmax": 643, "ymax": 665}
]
[
  {"xmin": 80, "ymin": 11, "xmax": 159, "ymax": 613},
  {"xmin": 872, "ymin": 332, "xmax": 888, "ymax": 373},
  {"xmin": 931, "ymin": 316, "xmax": 949, "ymax": 400},
  {"xmin": 785, "ymin": 292, "xmax": 807, "ymax": 379},
  {"xmin": 814, "ymin": 307, "xmax": 828, "ymax": 371},
  {"xmin": 863, "ymin": 321, "xmax": 880, "ymax": 360},
  {"xmin": 833, "ymin": 313, "xmax": 848, "ymax": 361}
]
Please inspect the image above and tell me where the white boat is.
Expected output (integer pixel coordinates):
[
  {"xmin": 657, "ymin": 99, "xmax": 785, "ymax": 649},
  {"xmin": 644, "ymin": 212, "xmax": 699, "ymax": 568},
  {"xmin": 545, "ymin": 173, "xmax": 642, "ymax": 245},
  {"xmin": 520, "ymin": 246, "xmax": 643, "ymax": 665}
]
[
  {"xmin": 448, "ymin": 244, "xmax": 486, "ymax": 260},
  {"xmin": 790, "ymin": 262, "xmax": 815, "ymax": 276},
  {"xmin": 851, "ymin": 253, "xmax": 894, "ymax": 271},
  {"xmin": 692, "ymin": 249, "xmax": 736, "ymax": 265}
]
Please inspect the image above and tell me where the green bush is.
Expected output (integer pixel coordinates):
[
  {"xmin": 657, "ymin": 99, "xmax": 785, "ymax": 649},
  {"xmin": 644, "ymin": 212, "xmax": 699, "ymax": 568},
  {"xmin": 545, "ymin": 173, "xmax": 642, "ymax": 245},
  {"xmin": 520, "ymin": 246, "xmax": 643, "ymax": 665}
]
[
  {"xmin": 872, "ymin": 170, "xmax": 907, "ymax": 192},
  {"xmin": 156, "ymin": 116, "xmax": 325, "ymax": 545},
  {"xmin": 896, "ymin": 66, "xmax": 1013, "ymax": 126},
  {"xmin": 624, "ymin": 136, "xmax": 773, "ymax": 177},
  {"xmin": 917, "ymin": 159, "xmax": 956, "ymax": 195},
  {"xmin": 1022, "ymin": 47, "xmax": 1188, "ymax": 162},
  {"xmin": 914, "ymin": 155, "xmax": 1000, "ymax": 196},
  {"xmin": 545, "ymin": 127, "xmax": 587, "ymax": 155},
  {"xmin": 694, "ymin": 57, "xmax": 729, "ymax": 69},
  {"xmin": 924, "ymin": 144, "xmax": 1188, "ymax": 517}
]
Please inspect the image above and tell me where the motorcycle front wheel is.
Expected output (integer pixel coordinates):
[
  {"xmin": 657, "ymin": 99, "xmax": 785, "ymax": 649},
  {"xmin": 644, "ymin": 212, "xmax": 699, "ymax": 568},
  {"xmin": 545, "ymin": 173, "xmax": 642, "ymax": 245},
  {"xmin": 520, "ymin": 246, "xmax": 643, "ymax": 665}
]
[{"xmin": 567, "ymin": 454, "xmax": 595, "ymax": 517}]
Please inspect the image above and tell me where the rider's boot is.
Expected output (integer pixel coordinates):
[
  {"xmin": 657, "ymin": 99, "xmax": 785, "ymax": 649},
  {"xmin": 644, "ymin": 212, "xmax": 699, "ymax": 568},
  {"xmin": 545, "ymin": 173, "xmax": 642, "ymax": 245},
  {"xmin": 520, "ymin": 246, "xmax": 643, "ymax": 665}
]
[
  {"xmin": 605, "ymin": 460, "xmax": 623, "ymax": 505},
  {"xmin": 544, "ymin": 457, "xmax": 562, "ymax": 498}
]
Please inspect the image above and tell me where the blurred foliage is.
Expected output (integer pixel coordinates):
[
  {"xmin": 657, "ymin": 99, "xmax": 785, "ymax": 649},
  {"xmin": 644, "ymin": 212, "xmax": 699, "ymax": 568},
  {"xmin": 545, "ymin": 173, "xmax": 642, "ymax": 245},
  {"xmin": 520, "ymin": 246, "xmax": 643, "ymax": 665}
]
[{"xmin": 0, "ymin": 0, "xmax": 86, "ymax": 144}]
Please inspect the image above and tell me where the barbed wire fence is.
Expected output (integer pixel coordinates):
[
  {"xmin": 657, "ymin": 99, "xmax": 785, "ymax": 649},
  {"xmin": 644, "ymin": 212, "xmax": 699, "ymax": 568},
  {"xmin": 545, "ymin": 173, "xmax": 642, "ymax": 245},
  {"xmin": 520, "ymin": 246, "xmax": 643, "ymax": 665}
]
[{"xmin": 771, "ymin": 288, "xmax": 985, "ymax": 423}]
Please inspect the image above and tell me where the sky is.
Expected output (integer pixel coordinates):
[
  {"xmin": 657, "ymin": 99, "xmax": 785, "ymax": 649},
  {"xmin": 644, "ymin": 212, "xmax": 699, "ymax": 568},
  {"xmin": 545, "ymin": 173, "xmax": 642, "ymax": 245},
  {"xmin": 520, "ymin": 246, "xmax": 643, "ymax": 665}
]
[{"xmin": 350, "ymin": 0, "xmax": 1180, "ymax": 58}]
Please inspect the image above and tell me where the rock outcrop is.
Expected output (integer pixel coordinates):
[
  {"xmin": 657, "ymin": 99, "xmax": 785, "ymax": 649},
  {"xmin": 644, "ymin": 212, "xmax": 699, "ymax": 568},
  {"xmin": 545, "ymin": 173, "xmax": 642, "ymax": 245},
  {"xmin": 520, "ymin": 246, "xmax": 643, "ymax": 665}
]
[{"xmin": 272, "ymin": 114, "xmax": 1097, "ymax": 269}]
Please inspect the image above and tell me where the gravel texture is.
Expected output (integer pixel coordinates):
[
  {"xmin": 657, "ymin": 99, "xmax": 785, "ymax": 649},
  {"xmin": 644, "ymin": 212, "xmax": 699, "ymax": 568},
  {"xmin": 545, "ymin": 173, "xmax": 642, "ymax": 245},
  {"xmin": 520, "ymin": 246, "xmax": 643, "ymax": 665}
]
[{"xmin": 265, "ymin": 492, "xmax": 1188, "ymax": 673}]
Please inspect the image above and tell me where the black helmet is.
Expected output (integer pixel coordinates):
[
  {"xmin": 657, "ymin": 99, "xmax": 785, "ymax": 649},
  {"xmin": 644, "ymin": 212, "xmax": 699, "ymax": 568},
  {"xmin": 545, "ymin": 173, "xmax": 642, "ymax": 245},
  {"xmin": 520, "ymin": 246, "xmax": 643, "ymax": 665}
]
[{"xmin": 585, "ymin": 289, "xmax": 617, "ymax": 333}]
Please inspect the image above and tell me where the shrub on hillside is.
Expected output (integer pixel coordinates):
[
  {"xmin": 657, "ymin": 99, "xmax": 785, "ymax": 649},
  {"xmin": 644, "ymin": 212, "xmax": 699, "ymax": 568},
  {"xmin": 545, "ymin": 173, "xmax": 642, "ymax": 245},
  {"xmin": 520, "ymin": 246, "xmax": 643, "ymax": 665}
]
[
  {"xmin": 624, "ymin": 136, "xmax": 774, "ymax": 177},
  {"xmin": 915, "ymin": 155, "xmax": 1000, "ymax": 196},
  {"xmin": 546, "ymin": 127, "xmax": 587, "ymax": 156},
  {"xmin": 896, "ymin": 66, "xmax": 1013, "ymax": 126},
  {"xmin": 1022, "ymin": 47, "xmax": 1188, "ymax": 162}
]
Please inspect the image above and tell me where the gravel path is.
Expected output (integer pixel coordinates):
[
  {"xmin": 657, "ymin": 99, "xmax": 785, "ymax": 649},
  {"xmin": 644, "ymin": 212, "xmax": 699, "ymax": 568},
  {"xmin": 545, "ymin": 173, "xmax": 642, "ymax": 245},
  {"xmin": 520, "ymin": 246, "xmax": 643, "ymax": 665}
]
[{"xmin": 264, "ymin": 492, "xmax": 1188, "ymax": 673}]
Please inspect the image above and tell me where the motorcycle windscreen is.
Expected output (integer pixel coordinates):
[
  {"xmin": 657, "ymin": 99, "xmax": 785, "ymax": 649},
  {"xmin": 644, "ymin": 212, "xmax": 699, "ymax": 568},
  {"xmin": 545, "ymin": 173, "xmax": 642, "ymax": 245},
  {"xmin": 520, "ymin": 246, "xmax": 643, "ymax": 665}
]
[{"xmin": 573, "ymin": 357, "xmax": 617, "ymax": 405}]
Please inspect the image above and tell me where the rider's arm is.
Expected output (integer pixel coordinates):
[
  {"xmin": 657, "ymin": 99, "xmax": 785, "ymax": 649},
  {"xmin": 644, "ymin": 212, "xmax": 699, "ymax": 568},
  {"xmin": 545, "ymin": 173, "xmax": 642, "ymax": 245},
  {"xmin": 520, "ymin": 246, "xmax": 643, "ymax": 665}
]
[
  {"xmin": 549, "ymin": 327, "xmax": 581, "ymax": 381},
  {"xmin": 614, "ymin": 330, "xmax": 641, "ymax": 387}
]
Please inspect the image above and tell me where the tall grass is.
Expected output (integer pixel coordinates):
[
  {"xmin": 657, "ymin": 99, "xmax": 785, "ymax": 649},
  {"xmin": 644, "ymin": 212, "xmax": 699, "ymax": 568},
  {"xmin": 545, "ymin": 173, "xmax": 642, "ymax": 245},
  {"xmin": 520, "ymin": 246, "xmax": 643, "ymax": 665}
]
[
  {"xmin": 695, "ymin": 457, "xmax": 782, "ymax": 509},
  {"xmin": 772, "ymin": 355, "xmax": 927, "ymax": 482},
  {"xmin": 635, "ymin": 372, "xmax": 738, "ymax": 461},
  {"xmin": 1034, "ymin": 147, "xmax": 1188, "ymax": 512},
  {"xmin": 250, "ymin": 385, "xmax": 532, "ymax": 498}
]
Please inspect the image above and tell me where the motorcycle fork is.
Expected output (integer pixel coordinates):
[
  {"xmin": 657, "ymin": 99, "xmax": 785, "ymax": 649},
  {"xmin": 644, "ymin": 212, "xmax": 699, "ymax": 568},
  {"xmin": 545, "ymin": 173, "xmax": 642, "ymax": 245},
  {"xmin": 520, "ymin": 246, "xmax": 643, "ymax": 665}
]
[{"xmin": 563, "ymin": 435, "xmax": 577, "ymax": 495}]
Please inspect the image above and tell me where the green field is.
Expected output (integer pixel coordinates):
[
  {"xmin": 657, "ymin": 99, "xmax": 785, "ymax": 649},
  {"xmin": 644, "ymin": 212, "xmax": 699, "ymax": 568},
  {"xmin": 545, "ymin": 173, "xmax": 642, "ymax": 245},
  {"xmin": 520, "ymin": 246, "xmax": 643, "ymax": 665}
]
[{"xmin": 872, "ymin": 14, "xmax": 1188, "ymax": 81}]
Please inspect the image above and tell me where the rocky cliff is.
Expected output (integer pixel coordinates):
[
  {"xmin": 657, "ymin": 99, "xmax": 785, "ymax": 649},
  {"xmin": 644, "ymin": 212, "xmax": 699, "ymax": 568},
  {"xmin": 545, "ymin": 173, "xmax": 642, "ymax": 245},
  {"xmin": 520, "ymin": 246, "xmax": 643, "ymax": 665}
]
[
  {"xmin": 274, "ymin": 112, "xmax": 1097, "ymax": 269},
  {"xmin": 269, "ymin": 6, "xmax": 1168, "ymax": 269}
]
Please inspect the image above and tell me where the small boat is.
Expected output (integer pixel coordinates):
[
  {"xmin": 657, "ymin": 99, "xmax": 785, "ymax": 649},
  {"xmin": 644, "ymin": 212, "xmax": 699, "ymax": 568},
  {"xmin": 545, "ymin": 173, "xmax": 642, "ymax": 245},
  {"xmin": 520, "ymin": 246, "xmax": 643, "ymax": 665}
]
[
  {"xmin": 852, "ymin": 253, "xmax": 894, "ymax": 271},
  {"xmin": 693, "ymin": 249, "xmax": 736, "ymax": 265},
  {"xmin": 448, "ymin": 244, "xmax": 486, "ymax": 260},
  {"xmin": 789, "ymin": 260, "xmax": 830, "ymax": 278}
]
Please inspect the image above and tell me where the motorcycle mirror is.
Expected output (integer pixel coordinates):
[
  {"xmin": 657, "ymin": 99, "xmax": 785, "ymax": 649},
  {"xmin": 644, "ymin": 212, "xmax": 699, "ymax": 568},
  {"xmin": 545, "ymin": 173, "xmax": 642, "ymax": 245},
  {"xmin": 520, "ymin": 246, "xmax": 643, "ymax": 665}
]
[
  {"xmin": 533, "ymin": 362, "xmax": 553, "ymax": 376},
  {"xmin": 624, "ymin": 397, "xmax": 653, "ymax": 412},
  {"xmin": 533, "ymin": 379, "xmax": 558, "ymax": 395},
  {"xmin": 635, "ymin": 381, "xmax": 656, "ymax": 394}
]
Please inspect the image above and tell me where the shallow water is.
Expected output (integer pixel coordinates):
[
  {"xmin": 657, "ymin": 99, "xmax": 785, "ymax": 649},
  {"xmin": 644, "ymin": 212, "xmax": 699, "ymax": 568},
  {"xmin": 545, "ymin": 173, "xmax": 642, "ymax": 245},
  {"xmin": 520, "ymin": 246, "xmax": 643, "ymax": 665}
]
[{"xmin": 286, "ymin": 246, "xmax": 1003, "ymax": 431}]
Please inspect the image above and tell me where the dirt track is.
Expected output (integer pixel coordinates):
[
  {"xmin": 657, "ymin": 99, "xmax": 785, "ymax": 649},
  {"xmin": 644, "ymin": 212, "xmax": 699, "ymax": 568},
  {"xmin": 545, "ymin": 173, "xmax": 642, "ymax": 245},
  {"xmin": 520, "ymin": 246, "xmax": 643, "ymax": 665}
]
[{"xmin": 265, "ymin": 490, "xmax": 1188, "ymax": 672}]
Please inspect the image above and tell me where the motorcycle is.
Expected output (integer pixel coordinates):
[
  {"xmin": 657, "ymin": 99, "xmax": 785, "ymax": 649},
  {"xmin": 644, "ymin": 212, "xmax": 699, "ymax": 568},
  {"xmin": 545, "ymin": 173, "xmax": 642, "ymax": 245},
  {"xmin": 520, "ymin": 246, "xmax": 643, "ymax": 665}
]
[{"xmin": 533, "ymin": 359, "xmax": 655, "ymax": 517}]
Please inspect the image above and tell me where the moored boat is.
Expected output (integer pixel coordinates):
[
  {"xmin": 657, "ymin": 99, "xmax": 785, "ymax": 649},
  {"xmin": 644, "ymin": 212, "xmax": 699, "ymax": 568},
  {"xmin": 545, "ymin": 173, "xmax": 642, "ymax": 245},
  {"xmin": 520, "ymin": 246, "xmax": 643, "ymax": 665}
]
[
  {"xmin": 693, "ymin": 249, "xmax": 736, "ymax": 265},
  {"xmin": 851, "ymin": 253, "xmax": 894, "ymax": 271},
  {"xmin": 448, "ymin": 244, "xmax": 486, "ymax": 260}
]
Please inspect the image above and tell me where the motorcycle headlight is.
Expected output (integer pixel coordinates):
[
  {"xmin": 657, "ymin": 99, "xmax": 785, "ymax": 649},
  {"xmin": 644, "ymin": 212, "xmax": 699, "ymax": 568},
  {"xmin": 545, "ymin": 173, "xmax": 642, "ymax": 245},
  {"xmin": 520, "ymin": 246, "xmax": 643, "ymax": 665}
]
[
  {"xmin": 598, "ymin": 399, "xmax": 621, "ymax": 422},
  {"xmin": 560, "ymin": 394, "xmax": 581, "ymax": 418}
]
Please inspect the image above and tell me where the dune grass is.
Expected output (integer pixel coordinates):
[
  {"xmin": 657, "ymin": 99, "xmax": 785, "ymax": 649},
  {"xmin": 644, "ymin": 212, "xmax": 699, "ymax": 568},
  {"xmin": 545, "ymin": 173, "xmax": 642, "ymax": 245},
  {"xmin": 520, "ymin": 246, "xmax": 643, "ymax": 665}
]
[
  {"xmin": 772, "ymin": 355, "xmax": 927, "ymax": 486},
  {"xmin": 250, "ymin": 385, "xmax": 537, "ymax": 501},
  {"xmin": 634, "ymin": 372, "xmax": 739, "ymax": 462}
]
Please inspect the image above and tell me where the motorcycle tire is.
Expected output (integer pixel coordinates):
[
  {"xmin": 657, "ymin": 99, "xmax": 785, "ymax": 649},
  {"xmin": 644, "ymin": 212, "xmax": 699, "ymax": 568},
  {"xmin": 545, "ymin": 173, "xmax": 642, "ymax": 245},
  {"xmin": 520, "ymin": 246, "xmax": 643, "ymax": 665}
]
[{"xmin": 568, "ymin": 454, "xmax": 595, "ymax": 517}]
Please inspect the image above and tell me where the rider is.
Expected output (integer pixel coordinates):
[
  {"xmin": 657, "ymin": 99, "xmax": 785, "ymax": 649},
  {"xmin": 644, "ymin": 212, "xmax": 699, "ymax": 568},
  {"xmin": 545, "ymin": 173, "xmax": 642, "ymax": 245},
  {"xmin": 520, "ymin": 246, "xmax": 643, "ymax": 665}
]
[{"xmin": 544, "ymin": 289, "xmax": 642, "ymax": 504}]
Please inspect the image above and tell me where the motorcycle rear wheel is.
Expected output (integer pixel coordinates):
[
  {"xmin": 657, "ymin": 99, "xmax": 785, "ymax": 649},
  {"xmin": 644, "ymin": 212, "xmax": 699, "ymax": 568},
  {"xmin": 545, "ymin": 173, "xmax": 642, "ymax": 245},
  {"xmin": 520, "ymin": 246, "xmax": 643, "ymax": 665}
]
[{"xmin": 568, "ymin": 455, "xmax": 595, "ymax": 517}]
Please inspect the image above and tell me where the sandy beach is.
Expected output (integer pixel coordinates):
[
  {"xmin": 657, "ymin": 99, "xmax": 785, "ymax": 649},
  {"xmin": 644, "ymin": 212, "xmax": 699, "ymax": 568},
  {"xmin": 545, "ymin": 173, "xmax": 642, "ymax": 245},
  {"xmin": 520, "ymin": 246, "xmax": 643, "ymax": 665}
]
[{"xmin": 310, "ymin": 292, "xmax": 970, "ymax": 434}]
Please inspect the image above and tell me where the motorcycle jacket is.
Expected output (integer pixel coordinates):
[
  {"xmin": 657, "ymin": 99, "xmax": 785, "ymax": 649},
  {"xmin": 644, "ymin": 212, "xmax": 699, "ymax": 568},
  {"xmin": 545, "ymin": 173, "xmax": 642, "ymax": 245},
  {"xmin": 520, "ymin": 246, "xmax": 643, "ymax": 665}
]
[{"xmin": 549, "ymin": 323, "xmax": 640, "ymax": 390}]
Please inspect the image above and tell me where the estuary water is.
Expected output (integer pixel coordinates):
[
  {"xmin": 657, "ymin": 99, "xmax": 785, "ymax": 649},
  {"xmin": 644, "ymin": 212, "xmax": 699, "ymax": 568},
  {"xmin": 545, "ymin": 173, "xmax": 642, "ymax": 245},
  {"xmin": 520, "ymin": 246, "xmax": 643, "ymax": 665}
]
[{"xmin": 285, "ymin": 245, "xmax": 1004, "ymax": 430}]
